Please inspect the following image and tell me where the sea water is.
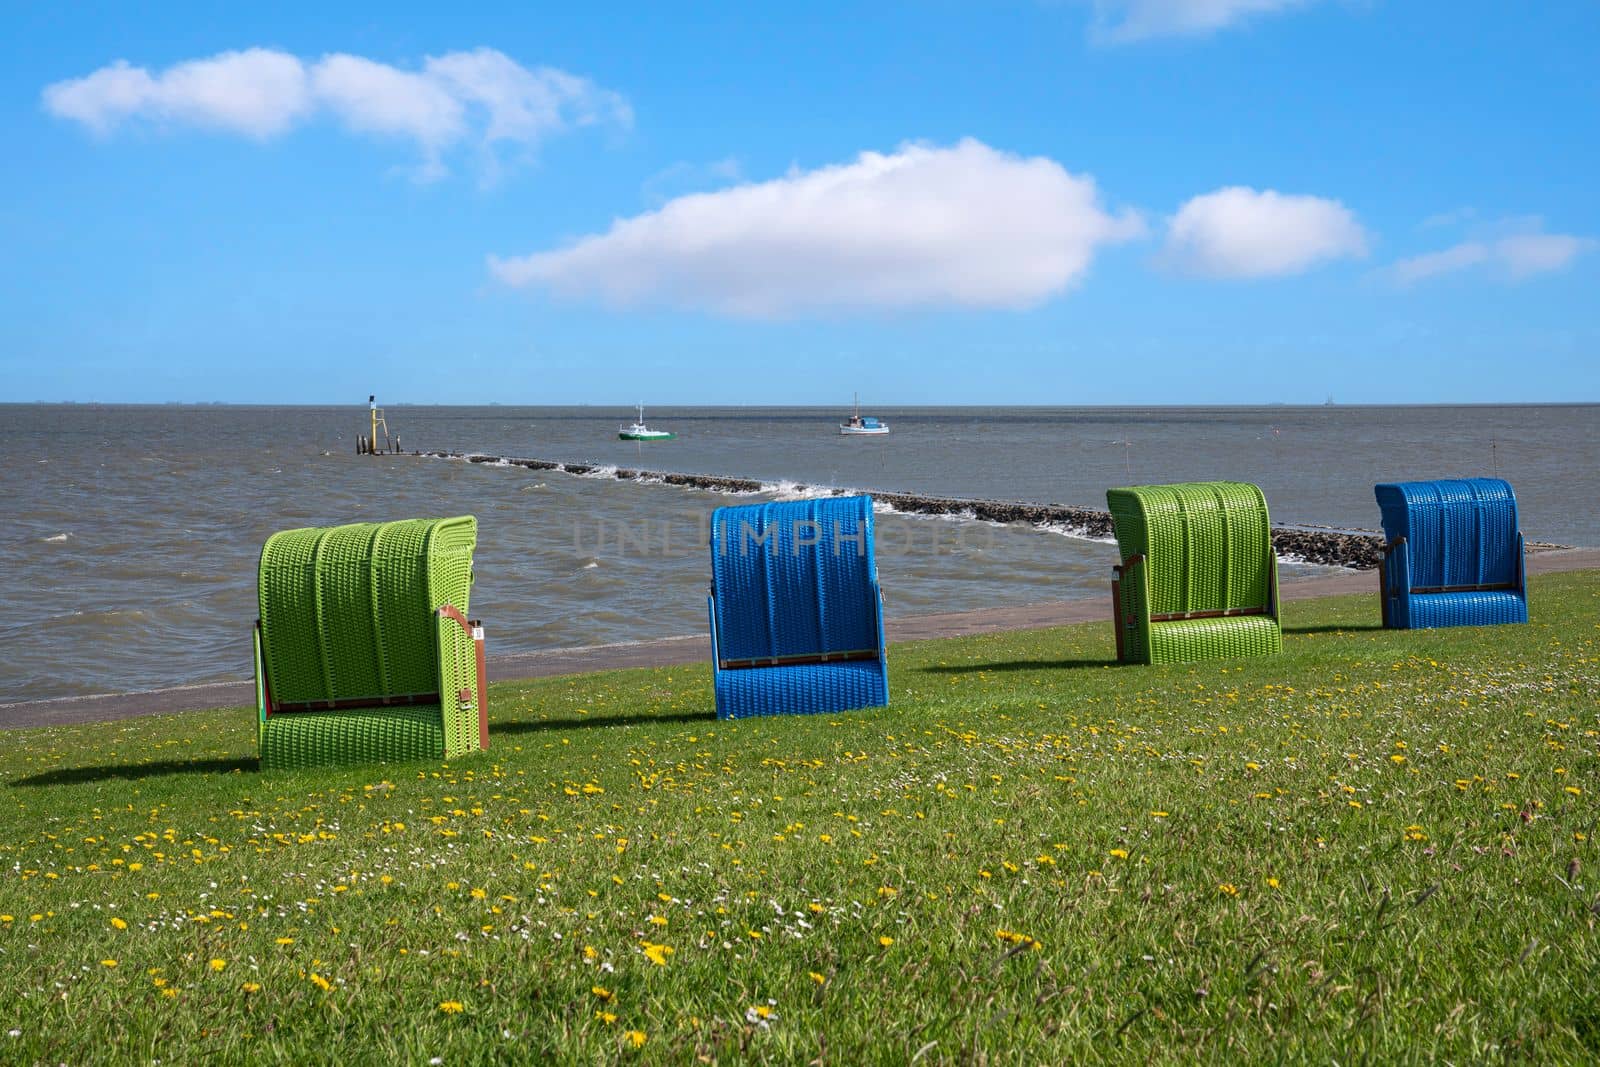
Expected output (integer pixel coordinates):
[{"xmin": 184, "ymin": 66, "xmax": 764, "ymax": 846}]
[{"xmin": 1, "ymin": 403, "xmax": 1594, "ymax": 702}]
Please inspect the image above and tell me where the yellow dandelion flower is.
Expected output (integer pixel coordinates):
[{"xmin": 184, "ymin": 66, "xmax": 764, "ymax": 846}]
[
  {"xmin": 110, "ymin": 917, "xmax": 128, "ymax": 930},
  {"xmin": 642, "ymin": 941, "xmax": 673, "ymax": 966},
  {"xmin": 1266, "ymin": 877, "xmax": 1281, "ymax": 889},
  {"xmin": 101, "ymin": 959, "xmax": 118, "ymax": 968},
  {"xmin": 1109, "ymin": 848, "xmax": 1129, "ymax": 860},
  {"xmin": 1217, "ymin": 883, "xmax": 1239, "ymax": 897},
  {"xmin": 809, "ymin": 971, "xmax": 826, "ymax": 985},
  {"xmin": 209, "ymin": 959, "xmax": 227, "ymax": 972},
  {"xmin": 647, "ymin": 915, "xmax": 668, "ymax": 927},
  {"xmin": 310, "ymin": 973, "xmax": 331, "ymax": 991},
  {"xmin": 241, "ymin": 982, "xmax": 261, "ymax": 994},
  {"xmin": 1149, "ymin": 811, "xmax": 1169, "ymax": 818},
  {"xmin": 1566, "ymin": 786, "xmax": 1582, "ymax": 796},
  {"xmin": 878, "ymin": 936, "xmax": 894, "ymax": 947},
  {"xmin": 275, "ymin": 937, "xmax": 295, "ymax": 946},
  {"xmin": 625, "ymin": 1030, "xmax": 647, "ymax": 1048},
  {"xmin": 749, "ymin": 1005, "xmax": 774, "ymax": 1019},
  {"xmin": 595, "ymin": 1010, "xmax": 617, "ymax": 1024},
  {"xmin": 592, "ymin": 985, "xmax": 613, "ymax": 1001},
  {"xmin": 807, "ymin": 902, "xmax": 825, "ymax": 914},
  {"xmin": 995, "ymin": 928, "xmax": 1041, "ymax": 949},
  {"xmin": 439, "ymin": 1001, "xmax": 465, "ymax": 1014},
  {"xmin": 470, "ymin": 887, "xmax": 487, "ymax": 900},
  {"xmin": 583, "ymin": 945, "xmax": 599, "ymax": 960}
]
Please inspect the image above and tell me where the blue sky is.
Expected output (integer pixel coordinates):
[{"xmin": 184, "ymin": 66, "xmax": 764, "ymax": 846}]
[{"xmin": 3, "ymin": 1, "xmax": 1596, "ymax": 405}]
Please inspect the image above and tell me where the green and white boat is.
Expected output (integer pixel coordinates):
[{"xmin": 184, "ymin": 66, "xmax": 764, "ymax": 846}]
[{"xmin": 618, "ymin": 404, "xmax": 675, "ymax": 441}]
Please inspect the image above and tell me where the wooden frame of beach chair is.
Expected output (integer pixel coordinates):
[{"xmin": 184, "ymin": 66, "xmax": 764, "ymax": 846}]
[
  {"xmin": 707, "ymin": 496, "xmax": 889, "ymax": 719},
  {"xmin": 253, "ymin": 516, "xmax": 488, "ymax": 770}
]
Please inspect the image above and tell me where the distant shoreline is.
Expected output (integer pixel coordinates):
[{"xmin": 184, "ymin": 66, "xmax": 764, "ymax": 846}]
[{"xmin": 7, "ymin": 401, "xmax": 1600, "ymax": 410}]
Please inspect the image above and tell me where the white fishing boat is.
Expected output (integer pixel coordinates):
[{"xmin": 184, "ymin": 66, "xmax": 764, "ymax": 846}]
[
  {"xmin": 618, "ymin": 404, "xmax": 675, "ymax": 441},
  {"xmin": 838, "ymin": 394, "xmax": 889, "ymax": 436}
]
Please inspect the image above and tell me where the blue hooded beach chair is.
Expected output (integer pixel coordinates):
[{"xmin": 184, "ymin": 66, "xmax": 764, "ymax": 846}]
[
  {"xmin": 708, "ymin": 496, "xmax": 889, "ymax": 719},
  {"xmin": 1375, "ymin": 478, "xmax": 1528, "ymax": 629}
]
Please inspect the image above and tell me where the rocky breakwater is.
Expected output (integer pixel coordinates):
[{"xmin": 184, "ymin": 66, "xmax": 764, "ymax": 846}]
[
  {"xmin": 421, "ymin": 451, "xmax": 1387, "ymax": 569},
  {"xmin": 872, "ymin": 491, "xmax": 1384, "ymax": 569},
  {"xmin": 1271, "ymin": 527, "xmax": 1384, "ymax": 569}
]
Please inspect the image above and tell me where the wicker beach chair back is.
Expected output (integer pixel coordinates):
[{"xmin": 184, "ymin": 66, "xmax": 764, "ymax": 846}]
[
  {"xmin": 257, "ymin": 516, "xmax": 476, "ymax": 706},
  {"xmin": 1106, "ymin": 482, "xmax": 1275, "ymax": 616},
  {"xmin": 1375, "ymin": 478, "xmax": 1520, "ymax": 590},
  {"xmin": 710, "ymin": 496, "xmax": 879, "ymax": 663}
]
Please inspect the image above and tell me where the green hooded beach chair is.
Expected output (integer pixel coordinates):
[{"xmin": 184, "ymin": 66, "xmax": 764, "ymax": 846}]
[
  {"xmin": 1107, "ymin": 482, "xmax": 1282, "ymax": 665},
  {"xmin": 253, "ymin": 516, "xmax": 488, "ymax": 771}
]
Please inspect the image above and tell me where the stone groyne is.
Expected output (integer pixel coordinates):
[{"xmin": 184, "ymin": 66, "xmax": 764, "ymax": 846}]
[{"xmin": 426, "ymin": 450, "xmax": 1400, "ymax": 570}]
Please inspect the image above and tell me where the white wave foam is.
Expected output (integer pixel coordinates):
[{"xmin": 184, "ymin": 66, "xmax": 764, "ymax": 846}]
[
  {"xmin": 42, "ymin": 532, "xmax": 70, "ymax": 543},
  {"xmin": 1034, "ymin": 521, "xmax": 1117, "ymax": 545},
  {"xmin": 571, "ymin": 464, "xmax": 620, "ymax": 479},
  {"xmin": 760, "ymin": 479, "xmax": 844, "ymax": 501}
]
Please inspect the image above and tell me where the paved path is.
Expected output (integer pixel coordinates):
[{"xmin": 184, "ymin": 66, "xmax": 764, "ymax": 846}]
[{"xmin": 5, "ymin": 549, "xmax": 1595, "ymax": 731}]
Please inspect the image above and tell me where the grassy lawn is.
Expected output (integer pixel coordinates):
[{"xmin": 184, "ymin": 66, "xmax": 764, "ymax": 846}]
[{"xmin": 1, "ymin": 572, "xmax": 1596, "ymax": 1064}]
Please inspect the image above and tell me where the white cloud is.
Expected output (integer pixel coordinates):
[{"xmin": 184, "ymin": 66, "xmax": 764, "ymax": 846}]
[
  {"xmin": 1389, "ymin": 223, "xmax": 1596, "ymax": 285},
  {"xmin": 489, "ymin": 139, "xmax": 1145, "ymax": 317},
  {"xmin": 424, "ymin": 48, "xmax": 631, "ymax": 144},
  {"xmin": 43, "ymin": 47, "xmax": 627, "ymax": 178},
  {"xmin": 1089, "ymin": 0, "xmax": 1314, "ymax": 41},
  {"xmin": 312, "ymin": 54, "xmax": 463, "ymax": 148},
  {"xmin": 1161, "ymin": 186, "xmax": 1367, "ymax": 278},
  {"xmin": 1496, "ymin": 233, "xmax": 1593, "ymax": 278},
  {"xmin": 1390, "ymin": 243, "xmax": 1487, "ymax": 285},
  {"xmin": 41, "ymin": 49, "xmax": 311, "ymax": 138}
]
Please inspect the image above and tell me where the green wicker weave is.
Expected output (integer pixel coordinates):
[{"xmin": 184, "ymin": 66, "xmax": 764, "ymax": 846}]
[
  {"xmin": 253, "ymin": 516, "xmax": 486, "ymax": 771},
  {"xmin": 1106, "ymin": 482, "xmax": 1282, "ymax": 665}
]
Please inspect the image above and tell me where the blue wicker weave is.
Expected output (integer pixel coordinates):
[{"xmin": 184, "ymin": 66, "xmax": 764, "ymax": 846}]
[
  {"xmin": 1374, "ymin": 478, "xmax": 1528, "ymax": 630},
  {"xmin": 707, "ymin": 496, "xmax": 888, "ymax": 719}
]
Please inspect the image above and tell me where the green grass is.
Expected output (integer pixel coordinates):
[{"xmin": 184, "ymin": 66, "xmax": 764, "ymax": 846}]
[{"xmin": 2, "ymin": 573, "xmax": 1597, "ymax": 1064}]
